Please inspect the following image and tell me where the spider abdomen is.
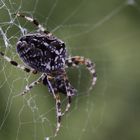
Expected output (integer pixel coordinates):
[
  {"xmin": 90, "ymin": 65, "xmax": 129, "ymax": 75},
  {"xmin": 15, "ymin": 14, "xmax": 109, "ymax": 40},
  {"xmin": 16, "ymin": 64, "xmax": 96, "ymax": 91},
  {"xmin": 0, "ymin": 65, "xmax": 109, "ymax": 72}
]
[{"xmin": 16, "ymin": 33, "xmax": 67, "ymax": 73}]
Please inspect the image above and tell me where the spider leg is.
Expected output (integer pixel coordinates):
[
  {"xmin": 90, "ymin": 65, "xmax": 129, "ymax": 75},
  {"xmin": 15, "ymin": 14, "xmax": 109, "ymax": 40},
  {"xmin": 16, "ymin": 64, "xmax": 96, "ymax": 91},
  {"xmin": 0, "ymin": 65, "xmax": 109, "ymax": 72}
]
[
  {"xmin": 54, "ymin": 93, "xmax": 62, "ymax": 137},
  {"xmin": 65, "ymin": 56, "xmax": 97, "ymax": 90},
  {"xmin": 61, "ymin": 77, "xmax": 72, "ymax": 116},
  {"xmin": 43, "ymin": 75, "xmax": 62, "ymax": 137},
  {"xmin": 15, "ymin": 13, "xmax": 51, "ymax": 35},
  {"xmin": 62, "ymin": 92, "xmax": 72, "ymax": 116},
  {"xmin": 21, "ymin": 74, "xmax": 46, "ymax": 95},
  {"xmin": 0, "ymin": 51, "xmax": 37, "ymax": 74}
]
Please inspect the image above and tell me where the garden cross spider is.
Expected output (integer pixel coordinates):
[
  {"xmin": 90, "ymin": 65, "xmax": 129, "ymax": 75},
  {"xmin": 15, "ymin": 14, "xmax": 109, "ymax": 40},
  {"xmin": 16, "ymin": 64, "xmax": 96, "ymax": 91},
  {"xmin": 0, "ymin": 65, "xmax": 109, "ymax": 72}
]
[{"xmin": 0, "ymin": 13, "xmax": 97, "ymax": 136}]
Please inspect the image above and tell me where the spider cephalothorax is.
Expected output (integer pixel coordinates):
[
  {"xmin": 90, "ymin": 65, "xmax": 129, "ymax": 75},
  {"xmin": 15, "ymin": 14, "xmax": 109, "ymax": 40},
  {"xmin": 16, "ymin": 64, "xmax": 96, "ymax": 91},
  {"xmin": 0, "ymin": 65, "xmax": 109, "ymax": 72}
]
[{"xmin": 0, "ymin": 13, "xmax": 97, "ymax": 137}]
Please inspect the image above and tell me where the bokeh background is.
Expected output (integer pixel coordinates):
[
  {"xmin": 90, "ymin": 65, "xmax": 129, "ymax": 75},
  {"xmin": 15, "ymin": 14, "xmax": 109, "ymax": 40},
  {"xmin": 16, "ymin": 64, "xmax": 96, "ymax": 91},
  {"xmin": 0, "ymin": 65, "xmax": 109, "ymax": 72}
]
[{"xmin": 0, "ymin": 0, "xmax": 140, "ymax": 140}]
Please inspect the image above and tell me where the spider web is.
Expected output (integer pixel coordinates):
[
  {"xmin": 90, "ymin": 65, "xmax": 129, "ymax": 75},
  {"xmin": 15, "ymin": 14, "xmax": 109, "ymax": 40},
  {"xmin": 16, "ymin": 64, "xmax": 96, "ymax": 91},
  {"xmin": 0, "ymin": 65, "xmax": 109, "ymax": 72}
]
[{"xmin": 0, "ymin": 0, "xmax": 140, "ymax": 140}]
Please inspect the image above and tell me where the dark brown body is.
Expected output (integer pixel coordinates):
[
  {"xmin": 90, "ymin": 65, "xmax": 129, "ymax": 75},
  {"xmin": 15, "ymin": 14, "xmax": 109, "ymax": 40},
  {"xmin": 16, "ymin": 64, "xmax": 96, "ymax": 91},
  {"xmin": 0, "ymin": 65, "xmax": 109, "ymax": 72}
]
[{"xmin": 16, "ymin": 33, "xmax": 66, "ymax": 73}]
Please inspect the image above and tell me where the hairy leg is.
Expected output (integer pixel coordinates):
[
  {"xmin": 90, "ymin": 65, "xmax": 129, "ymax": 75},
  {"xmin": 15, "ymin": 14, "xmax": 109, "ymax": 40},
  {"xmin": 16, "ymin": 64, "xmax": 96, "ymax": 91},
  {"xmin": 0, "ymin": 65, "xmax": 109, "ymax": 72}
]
[
  {"xmin": 62, "ymin": 75, "xmax": 76, "ymax": 116},
  {"xmin": 15, "ymin": 13, "xmax": 51, "ymax": 35},
  {"xmin": 42, "ymin": 75, "xmax": 62, "ymax": 137},
  {"xmin": 0, "ymin": 51, "xmax": 37, "ymax": 74},
  {"xmin": 21, "ymin": 74, "xmax": 46, "ymax": 95},
  {"xmin": 65, "ymin": 56, "xmax": 97, "ymax": 90}
]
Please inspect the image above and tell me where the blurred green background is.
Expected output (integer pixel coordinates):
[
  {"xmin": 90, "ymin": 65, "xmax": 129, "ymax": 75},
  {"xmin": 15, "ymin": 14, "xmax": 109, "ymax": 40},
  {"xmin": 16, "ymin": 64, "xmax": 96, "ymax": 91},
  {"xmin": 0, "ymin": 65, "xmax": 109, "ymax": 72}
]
[{"xmin": 0, "ymin": 0, "xmax": 140, "ymax": 140}]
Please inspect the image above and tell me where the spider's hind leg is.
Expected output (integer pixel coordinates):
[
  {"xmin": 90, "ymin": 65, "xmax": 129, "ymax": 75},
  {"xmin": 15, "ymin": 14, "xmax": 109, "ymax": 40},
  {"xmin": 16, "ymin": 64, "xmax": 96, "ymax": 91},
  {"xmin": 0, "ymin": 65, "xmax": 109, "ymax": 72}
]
[
  {"xmin": 15, "ymin": 13, "xmax": 50, "ymax": 34},
  {"xmin": 0, "ymin": 51, "xmax": 37, "ymax": 74},
  {"xmin": 65, "ymin": 56, "xmax": 97, "ymax": 91}
]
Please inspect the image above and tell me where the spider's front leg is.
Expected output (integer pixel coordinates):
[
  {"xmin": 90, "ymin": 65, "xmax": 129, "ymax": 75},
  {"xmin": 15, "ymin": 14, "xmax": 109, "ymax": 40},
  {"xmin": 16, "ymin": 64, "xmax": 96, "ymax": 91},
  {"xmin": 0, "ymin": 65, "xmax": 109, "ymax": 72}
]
[
  {"xmin": 65, "ymin": 56, "xmax": 97, "ymax": 91},
  {"xmin": 62, "ymin": 74, "xmax": 76, "ymax": 116},
  {"xmin": 43, "ymin": 74, "xmax": 76, "ymax": 136},
  {"xmin": 0, "ymin": 51, "xmax": 37, "ymax": 74},
  {"xmin": 54, "ymin": 93, "xmax": 62, "ymax": 137},
  {"xmin": 42, "ymin": 75, "xmax": 62, "ymax": 137},
  {"xmin": 21, "ymin": 74, "xmax": 46, "ymax": 95}
]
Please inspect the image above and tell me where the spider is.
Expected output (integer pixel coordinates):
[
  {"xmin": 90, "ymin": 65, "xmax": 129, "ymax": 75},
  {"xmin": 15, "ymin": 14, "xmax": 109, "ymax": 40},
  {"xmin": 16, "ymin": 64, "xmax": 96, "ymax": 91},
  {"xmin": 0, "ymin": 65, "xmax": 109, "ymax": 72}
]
[{"xmin": 0, "ymin": 13, "xmax": 97, "ymax": 136}]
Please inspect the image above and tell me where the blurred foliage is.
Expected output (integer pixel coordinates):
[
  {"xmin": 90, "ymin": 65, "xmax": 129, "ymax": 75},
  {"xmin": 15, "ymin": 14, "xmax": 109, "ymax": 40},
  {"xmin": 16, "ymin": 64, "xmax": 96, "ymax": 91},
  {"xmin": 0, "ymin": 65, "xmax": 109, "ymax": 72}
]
[{"xmin": 0, "ymin": 0, "xmax": 140, "ymax": 140}]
